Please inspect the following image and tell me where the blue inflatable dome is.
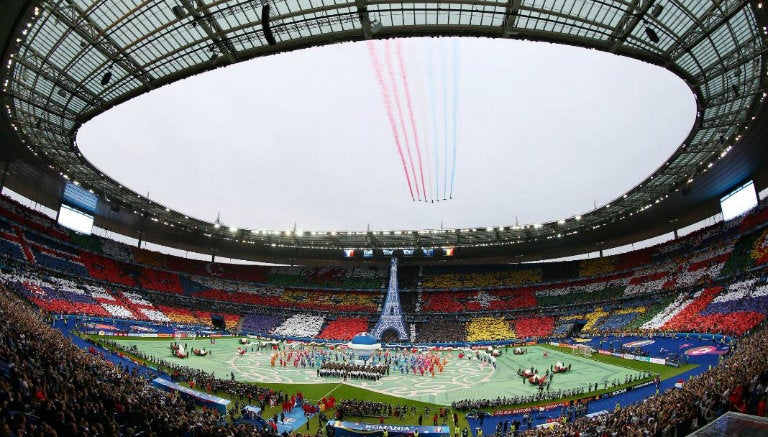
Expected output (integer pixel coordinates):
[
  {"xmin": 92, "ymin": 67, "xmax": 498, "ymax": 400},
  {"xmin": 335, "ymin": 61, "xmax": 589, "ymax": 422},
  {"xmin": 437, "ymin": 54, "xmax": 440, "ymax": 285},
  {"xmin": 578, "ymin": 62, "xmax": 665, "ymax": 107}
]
[{"xmin": 351, "ymin": 333, "xmax": 378, "ymax": 345}]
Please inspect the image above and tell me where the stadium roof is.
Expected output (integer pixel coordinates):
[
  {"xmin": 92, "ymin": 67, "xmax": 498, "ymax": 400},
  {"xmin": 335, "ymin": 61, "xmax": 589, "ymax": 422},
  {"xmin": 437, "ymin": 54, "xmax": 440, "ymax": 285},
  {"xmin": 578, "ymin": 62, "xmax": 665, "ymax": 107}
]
[{"xmin": 1, "ymin": 0, "xmax": 767, "ymax": 264}]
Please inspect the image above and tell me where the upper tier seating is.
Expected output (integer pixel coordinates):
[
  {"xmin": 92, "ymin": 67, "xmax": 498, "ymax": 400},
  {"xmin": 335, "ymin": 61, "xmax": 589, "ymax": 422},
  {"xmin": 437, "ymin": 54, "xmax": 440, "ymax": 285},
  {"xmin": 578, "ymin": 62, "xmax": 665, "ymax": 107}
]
[
  {"xmin": 624, "ymin": 268, "xmax": 671, "ymax": 296},
  {"xmin": 2, "ymin": 191, "xmax": 768, "ymax": 342},
  {"xmin": 0, "ymin": 196, "xmax": 69, "ymax": 240},
  {"xmin": 421, "ymin": 288, "xmax": 537, "ymax": 312},
  {"xmin": 281, "ymin": 288, "xmax": 380, "ymax": 312},
  {"xmin": 578, "ymin": 257, "xmax": 616, "ymax": 278},
  {"xmin": 133, "ymin": 247, "xmax": 167, "ymax": 269},
  {"xmin": 536, "ymin": 274, "xmax": 629, "ymax": 307},
  {"xmin": 99, "ymin": 238, "xmax": 135, "ymax": 263},
  {"xmin": 68, "ymin": 231, "xmax": 102, "ymax": 253},
  {"xmin": 614, "ymin": 247, "xmax": 653, "ymax": 271},
  {"xmin": 137, "ymin": 266, "xmax": 184, "ymax": 294},
  {"xmin": 738, "ymin": 204, "xmax": 768, "ymax": 232},
  {"xmin": 80, "ymin": 251, "xmax": 136, "ymax": 287},
  {"xmin": 267, "ymin": 266, "xmax": 384, "ymax": 289},
  {"xmin": 421, "ymin": 290, "xmax": 472, "ymax": 312},
  {"xmin": 421, "ymin": 265, "xmax": 542, "ymax": 289}
]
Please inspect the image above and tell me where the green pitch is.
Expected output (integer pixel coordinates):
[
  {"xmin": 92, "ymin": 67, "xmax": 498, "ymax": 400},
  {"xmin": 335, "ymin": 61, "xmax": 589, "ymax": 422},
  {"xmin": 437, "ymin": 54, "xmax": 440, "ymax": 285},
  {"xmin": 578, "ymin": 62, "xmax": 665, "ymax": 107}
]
[{"xmin": 113, "ymin": 338, "xmax": 651, "ymax": 406}]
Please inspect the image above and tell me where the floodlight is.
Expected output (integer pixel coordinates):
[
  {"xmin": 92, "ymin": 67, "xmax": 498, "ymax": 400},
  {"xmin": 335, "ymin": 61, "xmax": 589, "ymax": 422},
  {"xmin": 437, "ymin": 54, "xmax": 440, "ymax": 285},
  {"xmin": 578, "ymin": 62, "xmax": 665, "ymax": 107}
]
[
  {"xmin": 100, "ymin": 70, "xmax": 112, "ymax": 86},
  {"xmin": 644, "ymin": 26, "xmax": 660, "ymax": 43}
]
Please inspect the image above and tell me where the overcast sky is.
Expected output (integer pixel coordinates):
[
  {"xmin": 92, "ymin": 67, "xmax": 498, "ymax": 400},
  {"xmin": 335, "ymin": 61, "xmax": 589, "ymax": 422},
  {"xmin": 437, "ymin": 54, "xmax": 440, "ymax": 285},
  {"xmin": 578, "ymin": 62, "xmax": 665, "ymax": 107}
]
[{"xmin": 77, "ymin": 37, "xmax": 695, "ymax": 233}]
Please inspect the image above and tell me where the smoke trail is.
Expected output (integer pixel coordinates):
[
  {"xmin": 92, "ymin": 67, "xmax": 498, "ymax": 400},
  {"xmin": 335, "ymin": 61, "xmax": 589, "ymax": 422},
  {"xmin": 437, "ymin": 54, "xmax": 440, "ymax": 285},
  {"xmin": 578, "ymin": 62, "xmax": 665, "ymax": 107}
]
[
  {"xmin": 449, "ymin": 39, "xmax": 458, "ymax": 199},
  {"xmin": 385, "ymin": 41, "xmax": 421, "ymax": 201},
  {"xmin": 441, "ymin": 40, "xmax": 449, "ymax": 200},
  {"xmin": 367, "ymin": 41, "xmax": 415, "ymax": 201},
  {"xmin": 396, "ymin": 39, "xmax": 427, "ymax": 201},
  {"xmin": 428, "ymin": 39, "xmax": 440, "ymax": 201},
  {"xmin": 413, "ymin": 39, "xmax": 434, "ymax": 203}
]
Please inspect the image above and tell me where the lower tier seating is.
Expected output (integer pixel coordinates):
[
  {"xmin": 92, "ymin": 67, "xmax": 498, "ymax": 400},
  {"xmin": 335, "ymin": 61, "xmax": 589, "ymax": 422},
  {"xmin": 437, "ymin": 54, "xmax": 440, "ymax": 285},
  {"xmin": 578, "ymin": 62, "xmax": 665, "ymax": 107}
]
[{"xmin": 317, "ymin": 317, "xmax": 371, "ymax": 340}]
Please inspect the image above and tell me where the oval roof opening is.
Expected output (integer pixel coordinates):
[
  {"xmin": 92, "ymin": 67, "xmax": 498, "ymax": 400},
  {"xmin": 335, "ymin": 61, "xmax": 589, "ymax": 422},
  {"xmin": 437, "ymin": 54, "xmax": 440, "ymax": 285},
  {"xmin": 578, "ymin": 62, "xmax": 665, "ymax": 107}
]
[{"xmin": 78, "ymin": 37, "xmax": 696, "ymax": 232}]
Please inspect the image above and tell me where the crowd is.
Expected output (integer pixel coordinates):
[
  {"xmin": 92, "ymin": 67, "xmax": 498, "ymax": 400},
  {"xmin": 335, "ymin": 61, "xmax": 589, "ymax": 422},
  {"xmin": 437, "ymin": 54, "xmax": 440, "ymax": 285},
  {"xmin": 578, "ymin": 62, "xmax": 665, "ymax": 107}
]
[
  {"xmin": 452, "ymin": 388, "xmax": 590, "ymax": 412},
  {"xmin": 94, "ymin": 338, "xmax": 289, "ymax": 415},
  {"xmin": 454, "ymin": 368, "xmax": 652, "ymax": 413},
  {"xmin": 336, "ymin": 400, "xmax": 394, "ymax": 418},
  {"xmin": 519, "ymin": 324, "xmax": 768, "ymax": 436},
  {"xmin": 414, "ymin": 317, "xmax": 468, "ymax": 343},
  {"xmin": 0, "ymin": 287, "xmax": 275, "ymax": 436},
  {"xmin": 334, "ymin": 400, "xmax": 438, "ymax": 421}
]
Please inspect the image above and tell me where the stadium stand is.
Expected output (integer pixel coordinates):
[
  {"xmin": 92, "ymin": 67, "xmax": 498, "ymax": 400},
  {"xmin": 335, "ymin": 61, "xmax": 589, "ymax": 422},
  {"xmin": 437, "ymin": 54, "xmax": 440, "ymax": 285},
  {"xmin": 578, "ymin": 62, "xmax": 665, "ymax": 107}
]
[
  {"xmin": 0, "ymin": 196, "xmax": 69, "ymax": 240},
  {"xmin": 271, "ymin": 314, "xmax": 325, "ymax": 338},
  {"xmin": 80, "ymin": 252, "xmax": 136, "ymax": 287},
  {"xmin": 241, "ymin": 313, "xmax": 286, "ymax": 335},
  {"xmin": 512, "ymin": 316, "xmax": 555, "ymax": 338},
  {"xmin": 581, "ymin": 307, "xmax": 609, "ymax": 333},
  {"xmin": 420, "ymin": 265, "xmax": 542, "ymax": 289},
  {"xmin": 5, "ymin": 194, "xmax": 768, "ymax": 437},
  {"xmin": 137, "ymin": 267, "xmax": 184, "ymax": 294},
  {"xmin": 578, "ymin": 257, "xmax": 616, "ymax": 278},
  {"xmin": 3, "ymin": 192, "xmax": 768, "ymax": 342},
  {"xmin": 156, "ymin": 305, "xmax": 203, "ymax": 326},
  {"xmin": 466, "ymin": 316, "xmax": 515, "ymax": 342},
  {"xmin": 133, "ymin": 246, "xmax": 168, "ymax": 269},
  {"xmin": 0, "ymin": 288, "xmax": 265, "ymax": 435},
  {"xmin": 317, "ymin": 317, "xmax": 371, "ymax": 340},
  {"xmin": 414, "ymin": 316, "xmax": 468, "ymax": 343}
]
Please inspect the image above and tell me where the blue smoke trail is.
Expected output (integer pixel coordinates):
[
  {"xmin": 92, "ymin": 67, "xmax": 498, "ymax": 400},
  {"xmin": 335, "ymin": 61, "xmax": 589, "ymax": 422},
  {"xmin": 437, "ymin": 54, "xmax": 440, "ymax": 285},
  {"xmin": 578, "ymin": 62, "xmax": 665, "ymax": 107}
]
[{"xmin": 449, "ymin": 39, "xmax": 458, "ymax": 199}]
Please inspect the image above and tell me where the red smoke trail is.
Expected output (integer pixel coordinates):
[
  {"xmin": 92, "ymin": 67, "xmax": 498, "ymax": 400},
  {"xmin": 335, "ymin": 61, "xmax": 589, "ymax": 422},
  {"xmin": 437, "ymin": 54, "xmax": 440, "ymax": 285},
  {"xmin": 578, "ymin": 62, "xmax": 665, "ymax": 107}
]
[
  {"xmin": 395, "ymin": 39, "xmax": 427, "ymax": 201},
  {"xmin": 367, "ymin": 41, "xmax": 415, "ymax": 201},
  {"xmin": 385, "ymin": 41, "xmax": 420, "ymax": 201}
]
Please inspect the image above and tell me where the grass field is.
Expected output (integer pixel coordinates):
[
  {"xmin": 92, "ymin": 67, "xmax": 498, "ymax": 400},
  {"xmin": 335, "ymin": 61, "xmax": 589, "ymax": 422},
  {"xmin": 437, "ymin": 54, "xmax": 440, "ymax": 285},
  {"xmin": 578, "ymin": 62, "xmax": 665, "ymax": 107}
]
[
  {"xmin": 110, "ymin": 337, "xmax": 675, "ymax": 406},
  {"xmin": 541, "ymin": 344, "xmax": 695, "ymax": 380},
  {"xmin": 90, "ymin": 335, "xmax": 702, "ymax": 435}
]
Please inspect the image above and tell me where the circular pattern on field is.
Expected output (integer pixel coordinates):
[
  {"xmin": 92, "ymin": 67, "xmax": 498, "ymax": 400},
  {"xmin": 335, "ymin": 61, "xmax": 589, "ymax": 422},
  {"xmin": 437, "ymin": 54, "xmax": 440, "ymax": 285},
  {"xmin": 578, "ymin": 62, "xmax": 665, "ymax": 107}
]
[{"xmin": 114, "ymin": 338, "xmax": 647, "ymax": 405}]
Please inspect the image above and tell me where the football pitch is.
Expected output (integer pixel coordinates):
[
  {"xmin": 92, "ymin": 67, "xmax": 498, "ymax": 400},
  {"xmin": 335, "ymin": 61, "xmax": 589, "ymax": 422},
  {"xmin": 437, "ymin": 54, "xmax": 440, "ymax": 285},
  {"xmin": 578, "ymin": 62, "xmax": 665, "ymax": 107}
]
[{"xmin": 113, "ymin": 338, "xmax": 651, "ymax": 406}]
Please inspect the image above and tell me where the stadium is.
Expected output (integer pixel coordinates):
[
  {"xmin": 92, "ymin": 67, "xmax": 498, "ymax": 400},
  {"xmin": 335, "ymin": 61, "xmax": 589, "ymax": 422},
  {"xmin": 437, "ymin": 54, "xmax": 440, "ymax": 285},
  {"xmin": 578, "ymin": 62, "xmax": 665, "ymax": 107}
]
[{"xmin": 2, "ymin": 0, "xmax": 768, "ymax": 436}]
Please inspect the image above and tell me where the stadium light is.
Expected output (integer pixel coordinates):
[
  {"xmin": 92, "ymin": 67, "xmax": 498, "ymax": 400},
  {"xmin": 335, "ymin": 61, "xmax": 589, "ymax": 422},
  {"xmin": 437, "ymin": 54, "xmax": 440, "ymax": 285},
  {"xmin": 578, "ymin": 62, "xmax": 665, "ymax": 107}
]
[
  {"xmin": 644, "ymin": 22, "xmax": 660, "ymax": 43},
  {"xmin": 100, "ymin": 69, "xmax": 112, "ymax": 86}
]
